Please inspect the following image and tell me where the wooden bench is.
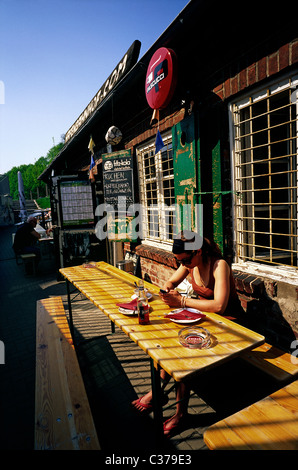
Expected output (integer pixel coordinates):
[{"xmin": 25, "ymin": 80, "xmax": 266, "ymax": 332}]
[
  {"xmin": 241, "ymin": 342, "xmax": 298, "ymax": 382},
  {"xmin": 35, "ymin": 297, "xmax": 100, "ymax": 450},
  {"xmin": 203, "ymin": 379, "xmax": 298, "ymax": 450}
]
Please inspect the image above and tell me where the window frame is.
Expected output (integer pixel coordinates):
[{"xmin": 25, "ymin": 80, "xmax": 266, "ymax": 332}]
[
  {"xmin": 229, "ymin": 72, "xmax": 298, "ymax": 276},
  {"xmin": 136, "ymin": 132, "xmax": 174, "ymax": 250}
]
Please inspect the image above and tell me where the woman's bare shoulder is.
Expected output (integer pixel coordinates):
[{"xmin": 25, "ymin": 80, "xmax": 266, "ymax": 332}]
[{"xmin": 213, "ymin": 258, "xmax": 230, "ymax": 276}]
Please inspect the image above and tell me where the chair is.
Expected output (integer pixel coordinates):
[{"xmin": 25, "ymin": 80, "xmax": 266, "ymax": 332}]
[{"xmin": 12, "ymin": 233, "xmax": 36, "ymax": 274}]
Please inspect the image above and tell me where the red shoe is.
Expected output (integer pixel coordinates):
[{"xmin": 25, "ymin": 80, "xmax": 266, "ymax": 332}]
[
  {"xmin": 131, "ymin": 394, "xmax": 169, "ymax": 414},
  {"xmin": 163, "ymin": 415, "xmax": 185, "ymax": 437}
]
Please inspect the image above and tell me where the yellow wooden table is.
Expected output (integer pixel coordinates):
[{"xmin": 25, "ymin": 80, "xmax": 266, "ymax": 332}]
[{"xmin": 60, "ymin": 261, "xmax": 265, "ymax": 441}]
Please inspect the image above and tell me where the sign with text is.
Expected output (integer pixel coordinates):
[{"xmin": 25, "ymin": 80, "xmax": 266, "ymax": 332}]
[
  {"xmin": 59, "ymin": 180, "xmax": 94, "ymax": 227},
  {"xmin": 102, "ymin": 149, "xmax": 134, "ymax": 208},
  {"xmin": 101, "ymin": 149, "xmax": 136, "ymax": 241},
  {"xmin": 145, "ymin": 47, "xmax": 177, "ymax": 110}
]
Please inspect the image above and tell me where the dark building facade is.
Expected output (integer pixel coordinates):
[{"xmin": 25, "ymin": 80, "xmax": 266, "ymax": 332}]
[{"xmin": 40, "ymin": 0, "xmax": 298, "ymax": 350}]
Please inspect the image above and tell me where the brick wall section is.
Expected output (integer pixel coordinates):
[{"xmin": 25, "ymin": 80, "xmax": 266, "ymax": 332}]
[
  {"xmin": 135, "ymin": 244, "xmax": 179, "ymax": 269},
  {"xmin": 124, "ymin": 109, "xmax": 185, "ymax": 150},
  {"xmin": 140, "ymin": 257, "xmax": 176, "ymax": 287},
  {"xmin": 233, "ymin": 271, "xmax": 298, "ymax": 348},
  {"xmin": 134, "ymin": 244, "xmax": 179, "ymax": 287},
  {"xmin": 232, "ymin": 271, "xmax": 265, "ymax": 310},
  {"xmin": 213, "ymin": 39, "xmax": 298, "ymax": 100}
]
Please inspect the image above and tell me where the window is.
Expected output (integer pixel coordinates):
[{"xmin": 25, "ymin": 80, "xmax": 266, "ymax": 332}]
[
  {"xmin": 231, "ymin": 75, "xmax": 298, "ymax": 269},
  {"xmin": 137, "ymin": 133, "xmax": 175, "ymax": 245}
]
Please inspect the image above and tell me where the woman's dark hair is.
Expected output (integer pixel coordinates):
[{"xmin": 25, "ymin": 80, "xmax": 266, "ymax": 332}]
[{"xmin": 172, "ymin": 230, "xmax": 223, "ymax": 264}]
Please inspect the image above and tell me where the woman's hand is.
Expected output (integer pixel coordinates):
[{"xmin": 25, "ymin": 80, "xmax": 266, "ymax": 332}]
[{"xmin": 160, "ymin": 289, "xmax": 183, "ymax": 308}]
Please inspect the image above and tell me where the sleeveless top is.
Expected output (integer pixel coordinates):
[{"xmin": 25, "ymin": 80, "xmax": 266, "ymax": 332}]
[{"xmin": 190, "ymin": 256, "xmax": 241, "ymax": 317}]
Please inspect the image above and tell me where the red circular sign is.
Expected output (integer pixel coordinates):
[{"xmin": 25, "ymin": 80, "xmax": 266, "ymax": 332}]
[{"xmin": 145, "ymin": 47, "xmax": 177, "ymax": 110}]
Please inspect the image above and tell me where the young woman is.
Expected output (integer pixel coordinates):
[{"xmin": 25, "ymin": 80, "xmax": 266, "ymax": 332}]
[{"xmin": 132, "ymin": 231, "xmax": 244, "ymax": 437}]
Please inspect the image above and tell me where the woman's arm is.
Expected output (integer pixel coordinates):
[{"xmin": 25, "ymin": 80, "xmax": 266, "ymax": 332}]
[
  {"xmin": 162, "ymin": 264, "xmax": 189, "ymax": 292},
  {"xmin": 211, "ymin": 259, "xmax": 231, "ymax": 313}
]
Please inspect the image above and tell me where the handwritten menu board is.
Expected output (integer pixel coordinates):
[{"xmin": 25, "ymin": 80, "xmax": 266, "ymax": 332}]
[{"xmin": 102, "ymin": 149, "xmax": 134, "ymax": 208}]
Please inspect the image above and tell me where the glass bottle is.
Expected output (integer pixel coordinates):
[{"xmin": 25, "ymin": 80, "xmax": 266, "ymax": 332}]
[{"xmin": 137, "ymin": 279, "xmax": 149, "ymax": 325}]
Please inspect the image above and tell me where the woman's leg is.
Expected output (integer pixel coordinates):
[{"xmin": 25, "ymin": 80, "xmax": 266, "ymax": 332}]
[{"xmin": 163, "ymin": 381, "xmax": 190, "ymax": 435}]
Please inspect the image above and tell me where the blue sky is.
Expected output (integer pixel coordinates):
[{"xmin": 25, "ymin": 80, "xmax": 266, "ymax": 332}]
[{"xmin": 0, "ymin": 0, "xmax": 188, "ymax": 174}]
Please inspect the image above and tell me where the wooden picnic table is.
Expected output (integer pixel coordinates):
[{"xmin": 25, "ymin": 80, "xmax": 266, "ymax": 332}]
[{"xmin": 59, "ymin": 261, "xmax": 265, "ymax": 442}]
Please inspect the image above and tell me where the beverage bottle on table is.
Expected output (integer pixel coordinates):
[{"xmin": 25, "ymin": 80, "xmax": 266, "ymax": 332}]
[{"xmin": 137, "ymin": 280, "xmax": 149, "ymax": 325}]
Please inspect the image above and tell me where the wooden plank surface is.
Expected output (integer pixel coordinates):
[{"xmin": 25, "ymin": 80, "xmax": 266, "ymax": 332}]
[
  {"xmin": 203, "ymin": 380, "xmax": 298, "ymax": 450},
  {"xmin": 60, "ymin": 262, "xmax": 265, "ymax": 382},
  {"xmin": 35, "ymin": 297, "xmax": 100, "ymax": 450},
  {"xmin": 241, "ymin": 343, "xmax": 298, "ymax": 381}
]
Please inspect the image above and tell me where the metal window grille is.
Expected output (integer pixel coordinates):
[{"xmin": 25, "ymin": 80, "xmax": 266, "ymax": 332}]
[
  {"xmin": 231, "ymin": 75, "xmax": 298, "ymax": 269},
  {"xmin": 137, "ymin": 133, "xmax": 175, "ymax": 243}
]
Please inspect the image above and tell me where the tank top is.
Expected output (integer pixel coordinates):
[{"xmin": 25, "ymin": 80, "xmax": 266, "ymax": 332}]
[{"xmin": 190, "ymin": 256, "xmax": 239, "ymax": 316}]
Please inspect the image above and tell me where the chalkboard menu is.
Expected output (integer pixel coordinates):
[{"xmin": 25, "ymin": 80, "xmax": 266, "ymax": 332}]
[{"xmin": 102, "ymin": 149, "xmax": 134, "ymax": 208}]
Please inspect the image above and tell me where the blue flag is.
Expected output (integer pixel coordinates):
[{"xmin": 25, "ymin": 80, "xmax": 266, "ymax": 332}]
[
  {"xmin": 89, "ymin": 155, "xmax": 95, "ymax": 170},
  {"xmin": 155, "ymin": 129, "xmax": 164, "ymax": 154}
]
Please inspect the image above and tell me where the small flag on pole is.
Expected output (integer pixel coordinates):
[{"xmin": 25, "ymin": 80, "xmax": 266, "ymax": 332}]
[
  {"xmin": 89, "ymin": 159, "xmax": 95, "ymax": 182},
  {"xmin": 88, "ymin": 136, "xmax": 96, "ymax": 181},
  {"xmin": 155, "ymin": 129, "xmax": 164, "ymax": 154},
  {"xmin": 90, "ymin": 154, "xmax": 95, "ymax": 171},
  {"xmin": 88, "ymin": 135, "xmax": 95, "ymax": 154}
]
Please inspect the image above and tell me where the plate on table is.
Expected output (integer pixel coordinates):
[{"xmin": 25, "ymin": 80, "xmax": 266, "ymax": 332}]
[
  {"xmin": 118, "ymin": 307, "xmax": 138, "ymax": 316},
  {"xmin": 165, "ymin": 308, "xmax": 206, "ymax": 324}
]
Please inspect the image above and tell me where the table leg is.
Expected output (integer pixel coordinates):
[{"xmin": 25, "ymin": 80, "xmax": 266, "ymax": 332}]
[
  {"xmin": 66, "ymin": 279, "xmax": 75, "ymax": 341},
  {"xmin": 150, "ymin": 358, "xmax": 164, "ymax": 446}
]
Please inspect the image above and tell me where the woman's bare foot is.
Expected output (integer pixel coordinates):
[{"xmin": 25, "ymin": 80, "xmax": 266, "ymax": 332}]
[
  {"xmin": 131, "ymin": 390, "xmax": 169, "ymax": 413},
  {"xmin": 131, "ymin": 392, "xmax": 153, "ymax": 412}
]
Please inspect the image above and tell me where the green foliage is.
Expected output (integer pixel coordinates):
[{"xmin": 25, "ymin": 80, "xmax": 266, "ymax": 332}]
[
  {"xmin": 36, "ymin": 197, "xmax": 50, "ymax": 209},
  {"xmin": 6, "ymin": 142, "xmax": 63, "ymax": 200}
]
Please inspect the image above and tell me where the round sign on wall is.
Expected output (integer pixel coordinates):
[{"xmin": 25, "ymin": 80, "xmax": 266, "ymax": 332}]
[{"xmin": 145, "ymin": 47, "xmax": 177, "ymax": 110}]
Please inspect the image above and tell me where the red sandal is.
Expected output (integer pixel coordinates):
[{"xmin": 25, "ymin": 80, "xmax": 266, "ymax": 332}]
[
  {"xmin": 163, "ymin": 415, "xmax": 185, "ymax": 437},
  {"xmin": 131, "ymin": 394, "xmax": 169, "ymax": 413}
]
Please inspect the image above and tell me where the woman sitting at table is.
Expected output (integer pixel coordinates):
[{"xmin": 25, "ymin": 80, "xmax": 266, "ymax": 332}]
[{"xmin": 131, "ymin": 230, "xmax": 245, "ymax": 437}]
